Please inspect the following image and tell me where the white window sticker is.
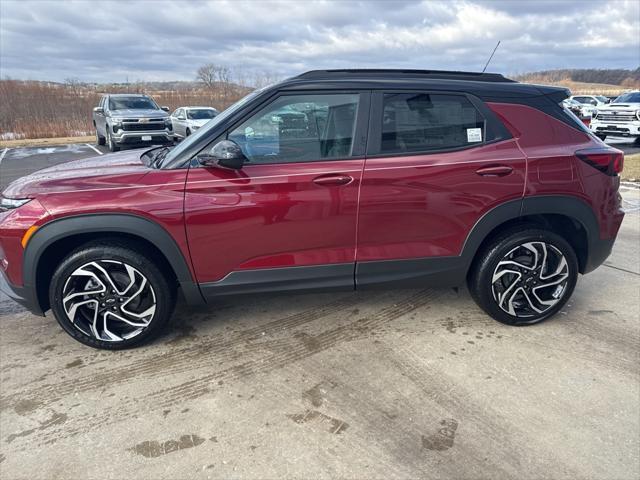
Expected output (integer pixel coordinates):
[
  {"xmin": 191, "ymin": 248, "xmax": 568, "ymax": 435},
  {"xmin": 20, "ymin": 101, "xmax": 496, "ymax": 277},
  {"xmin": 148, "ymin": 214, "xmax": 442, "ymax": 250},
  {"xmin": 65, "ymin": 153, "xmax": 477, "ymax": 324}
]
[{"xmin": 466, "ymin": 128, "xmax": 482, "ymax": 143}]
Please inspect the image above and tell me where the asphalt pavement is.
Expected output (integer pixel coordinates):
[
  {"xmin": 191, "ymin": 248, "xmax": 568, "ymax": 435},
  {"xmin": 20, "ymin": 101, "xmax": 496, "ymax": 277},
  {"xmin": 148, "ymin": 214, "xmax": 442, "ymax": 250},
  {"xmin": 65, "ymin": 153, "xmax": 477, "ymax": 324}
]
[{"xmin": 0, "ymin": 141, "xmax": 638, "ymax": 480}]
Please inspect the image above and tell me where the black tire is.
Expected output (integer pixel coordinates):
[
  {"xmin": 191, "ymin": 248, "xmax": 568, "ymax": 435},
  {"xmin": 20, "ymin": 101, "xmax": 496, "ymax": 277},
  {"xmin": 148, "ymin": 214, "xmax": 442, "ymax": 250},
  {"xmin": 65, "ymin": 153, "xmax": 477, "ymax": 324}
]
[
  {"xmin": 106, "ymin": 129, "xmax": 120, "ymax": 152},
  {"xmin": 96, "ymin": 129, "xmax": 106, "ymax": 146},
  {"xmin": 634, "ymin": 136, "xmax": 640, "ymax": 147},
  {"xmin": 596, "ymin": 134, "xmax": 607, "ymax": 141},
  {"xmin": 185, "ymin": 128, "xmax": 191, "ymax": 137},
  {"xmin": 49, "ymin": 241, "xmax": 176, "ymax": 349},
  {"xmin": 468, "ymin": 226, "xmax": 578, "ymax": 326}
]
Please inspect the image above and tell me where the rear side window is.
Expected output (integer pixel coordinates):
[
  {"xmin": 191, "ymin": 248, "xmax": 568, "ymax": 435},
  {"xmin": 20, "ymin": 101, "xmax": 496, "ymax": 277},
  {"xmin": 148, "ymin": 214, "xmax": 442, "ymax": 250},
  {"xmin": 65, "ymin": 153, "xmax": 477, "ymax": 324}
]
[{"xmin": 380, "ymin": 93, "xmax": 486, "ymax": 154}]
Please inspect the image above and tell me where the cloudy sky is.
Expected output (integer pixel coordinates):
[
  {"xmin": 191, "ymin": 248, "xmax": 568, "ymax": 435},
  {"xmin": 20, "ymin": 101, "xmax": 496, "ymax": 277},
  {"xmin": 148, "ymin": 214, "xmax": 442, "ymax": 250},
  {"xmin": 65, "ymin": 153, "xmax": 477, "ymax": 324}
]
[{"xmin": 1, "ymin": 0, "xmax": 638, "ymax": 83}]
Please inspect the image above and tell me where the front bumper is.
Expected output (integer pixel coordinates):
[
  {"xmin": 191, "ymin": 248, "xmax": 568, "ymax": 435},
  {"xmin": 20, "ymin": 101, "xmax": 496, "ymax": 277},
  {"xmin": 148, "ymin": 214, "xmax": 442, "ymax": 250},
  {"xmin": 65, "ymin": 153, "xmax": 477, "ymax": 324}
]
[
  {"xmin": 591, "ymin": 122, "xmax": 640, "ymax": 137},
  {"xmin": 0, "ymin": 269, "xmax": 44, "ymax": 316},
  {"xmin": 112, "ymin": 130, "xmax": 173, "ymax": 145}
]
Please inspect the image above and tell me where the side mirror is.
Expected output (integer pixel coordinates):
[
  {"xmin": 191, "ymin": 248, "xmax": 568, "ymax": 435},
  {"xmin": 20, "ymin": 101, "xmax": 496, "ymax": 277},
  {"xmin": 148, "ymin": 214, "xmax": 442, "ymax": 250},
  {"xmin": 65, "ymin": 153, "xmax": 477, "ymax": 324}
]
[
  {"xmin": 198, "ymin": 140, "xmax": 246, "ymax": 170},
  {"xmin": 93, "ymin": 107, "xmax": 104, "ymax": 114},
  {"xmin": 161, "ymin": 106, "xmax": 170, "ymax": 112},
  {"xmin": 177, "ymin": 115, "xmax": 186, "ymax": 120}
]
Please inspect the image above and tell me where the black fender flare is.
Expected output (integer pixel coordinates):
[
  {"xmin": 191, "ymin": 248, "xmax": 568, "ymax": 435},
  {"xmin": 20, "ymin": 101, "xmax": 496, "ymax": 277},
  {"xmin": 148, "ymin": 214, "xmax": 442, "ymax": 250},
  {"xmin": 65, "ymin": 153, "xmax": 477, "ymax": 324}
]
[
  {"xmin": 460, "ymin": 195, "xmax": 599, "ymax": 270},
  {"xmin": 23, "ymin": 214, "xmax": 205, "ymax": 311}
]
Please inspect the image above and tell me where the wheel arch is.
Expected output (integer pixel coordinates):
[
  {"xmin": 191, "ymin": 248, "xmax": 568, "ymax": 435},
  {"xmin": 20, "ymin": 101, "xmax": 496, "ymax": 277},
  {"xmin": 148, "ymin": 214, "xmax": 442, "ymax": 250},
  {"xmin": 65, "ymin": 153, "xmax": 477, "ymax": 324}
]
[
  {"xmin": 24, "ymin": 214, "xmax": 205, "ymax": 313},
  {"xmin": 461, "ymin": 196, "xmax": 598, "ymax": 275}
]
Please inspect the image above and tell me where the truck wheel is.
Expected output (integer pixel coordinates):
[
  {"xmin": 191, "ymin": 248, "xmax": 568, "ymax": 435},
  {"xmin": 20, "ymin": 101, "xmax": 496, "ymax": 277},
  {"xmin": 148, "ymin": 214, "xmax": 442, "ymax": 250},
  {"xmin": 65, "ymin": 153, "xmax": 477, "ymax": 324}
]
[
  {"xmin": 634, "ymin": 137, "xmax": 640, "ymax": 146},
  {"xmin": 106, "ymin": 129, "xmax": 120, "ymax": 152},
  {"xmin": 468, "ymin": 226, "xmax": 578, "ymax": 326},
  {"xmin": 596, "ymin": 134, "xmax": 607, "ymax": 141},
  {"xmin": 49, "ymin": 241, "xmax": 176, "ymax": 349},
  {"xmin": 96, "ymin": 129, "xmax": 106, "ymax": 146}
]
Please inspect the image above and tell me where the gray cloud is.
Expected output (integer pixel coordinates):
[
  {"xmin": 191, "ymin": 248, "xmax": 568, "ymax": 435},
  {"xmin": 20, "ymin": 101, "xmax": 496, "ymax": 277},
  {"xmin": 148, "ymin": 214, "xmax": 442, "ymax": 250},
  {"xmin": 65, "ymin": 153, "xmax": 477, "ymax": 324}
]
[{"xmin": 0, "ymin": 0, "xmax": 638, "ymax": 83}]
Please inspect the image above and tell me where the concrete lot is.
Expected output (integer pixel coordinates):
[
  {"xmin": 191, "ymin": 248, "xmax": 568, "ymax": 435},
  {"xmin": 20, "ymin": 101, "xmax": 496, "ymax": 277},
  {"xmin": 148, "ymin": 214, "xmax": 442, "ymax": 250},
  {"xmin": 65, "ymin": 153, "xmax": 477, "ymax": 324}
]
[{"xmin": 0, "ymin": 146, "xmax": 639, "ymax": 479}]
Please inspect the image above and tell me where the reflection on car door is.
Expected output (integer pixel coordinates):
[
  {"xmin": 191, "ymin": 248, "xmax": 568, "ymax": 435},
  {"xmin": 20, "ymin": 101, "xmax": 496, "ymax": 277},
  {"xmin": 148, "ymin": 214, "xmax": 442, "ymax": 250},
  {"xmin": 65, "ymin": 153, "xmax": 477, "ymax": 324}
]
[{"xmin": 184, "ymin": 92, "xmax": 369, "ymax": 296}]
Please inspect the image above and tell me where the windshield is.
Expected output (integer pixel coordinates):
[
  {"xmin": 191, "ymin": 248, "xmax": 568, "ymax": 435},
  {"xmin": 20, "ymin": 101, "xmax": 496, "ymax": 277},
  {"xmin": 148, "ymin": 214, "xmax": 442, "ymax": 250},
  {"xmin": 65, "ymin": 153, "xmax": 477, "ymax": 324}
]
[
  {"xmin": 614, "ymin": 92, "xmax": 640, "ymax": 103},
  {"xmin": 188, "ymin": 109, "xmax": 217, "ymax": 120},
  {"xmin": 158, "ymin": 88, "xmax": 266, "ymax": 168},
  {"xmin": 109, "ymin": 96, "xmax": 159, "ymax": 111},
  {"xmin": 596, "ymin": 96, "xmax": 609, "ymax": 103}
]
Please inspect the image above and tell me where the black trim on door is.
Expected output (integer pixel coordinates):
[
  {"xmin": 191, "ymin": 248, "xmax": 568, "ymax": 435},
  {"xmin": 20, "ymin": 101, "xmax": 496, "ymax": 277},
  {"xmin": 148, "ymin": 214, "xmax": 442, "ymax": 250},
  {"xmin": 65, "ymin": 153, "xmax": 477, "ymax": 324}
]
[{"xmin": 199, "ymin": 263, "xmax": 355, "ymax": 299}]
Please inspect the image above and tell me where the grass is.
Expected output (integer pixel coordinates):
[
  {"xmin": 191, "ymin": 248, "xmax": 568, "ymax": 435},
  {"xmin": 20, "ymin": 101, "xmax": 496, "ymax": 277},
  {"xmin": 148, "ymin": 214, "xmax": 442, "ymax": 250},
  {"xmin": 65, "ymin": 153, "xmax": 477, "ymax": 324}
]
[
  {"xmin": 0, "ymin": 135, "xmax": 95, "ymax": 148},
  {"xmin": 622, "ymin": 153, "xmax": 640, "ymax": 181}
]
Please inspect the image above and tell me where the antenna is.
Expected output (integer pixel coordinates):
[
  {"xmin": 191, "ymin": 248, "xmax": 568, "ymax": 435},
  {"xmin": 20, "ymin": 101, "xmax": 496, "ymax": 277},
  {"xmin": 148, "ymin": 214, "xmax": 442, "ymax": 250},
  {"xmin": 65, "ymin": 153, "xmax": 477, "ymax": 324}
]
[{"xmin": 482, "ymin": 41, "xmax": 501, "ymax": 73}]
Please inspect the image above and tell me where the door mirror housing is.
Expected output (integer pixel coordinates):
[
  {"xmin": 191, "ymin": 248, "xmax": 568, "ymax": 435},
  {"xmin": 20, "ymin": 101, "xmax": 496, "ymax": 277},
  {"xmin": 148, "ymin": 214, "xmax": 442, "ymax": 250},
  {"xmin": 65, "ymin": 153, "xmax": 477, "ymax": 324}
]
[
  {"xmin": 161, "ymin": 106, "xmax": 170, "ymax": 112},
  {"xmin": 198, "ymin": 140, "xmax": 246, "ymax": 170},
  {"xmin": 93, "ymin": 107, "xmax": 104, "ymax": 114},
  {"xmin": 177, "ymin": 115, "xmax": 186, "ymax": 120}
]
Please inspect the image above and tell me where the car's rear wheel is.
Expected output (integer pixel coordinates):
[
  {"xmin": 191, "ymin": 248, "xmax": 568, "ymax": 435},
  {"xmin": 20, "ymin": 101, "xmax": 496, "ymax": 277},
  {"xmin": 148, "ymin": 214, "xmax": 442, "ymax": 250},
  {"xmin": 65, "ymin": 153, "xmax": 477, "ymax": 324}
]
[
  {"xmin": 106, "ymin": 129, "xmax": 120, "ymax": 152},
  {"xmin": 96, "ymin": 128, "xmax": 106, "ymax": 146},
  {"xmin": 49, "ymin": 242, "xmax": 176, "ymax": 349},
  {"xmin": 468, "ymin": 227, "xmax": 578, "ymax": 326},
  {"xmin": 186, "ymin": 128, "xmax": 191, "ymax": 137}
]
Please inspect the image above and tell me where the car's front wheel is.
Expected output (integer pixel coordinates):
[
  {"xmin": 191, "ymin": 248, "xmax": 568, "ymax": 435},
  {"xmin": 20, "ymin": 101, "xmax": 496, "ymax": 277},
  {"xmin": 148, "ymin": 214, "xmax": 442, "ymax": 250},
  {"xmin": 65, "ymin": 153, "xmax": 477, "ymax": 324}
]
[
  {"xmin": 49, "ymin": 242, "xmax": 176, "ymax": 349},
  {"xmin": 106, "ymin": 129, "xmax": 120, "ymax": 152},
  {"xmin": 468, "ymin": 227, "xmax": 578, "ymax": 326}
]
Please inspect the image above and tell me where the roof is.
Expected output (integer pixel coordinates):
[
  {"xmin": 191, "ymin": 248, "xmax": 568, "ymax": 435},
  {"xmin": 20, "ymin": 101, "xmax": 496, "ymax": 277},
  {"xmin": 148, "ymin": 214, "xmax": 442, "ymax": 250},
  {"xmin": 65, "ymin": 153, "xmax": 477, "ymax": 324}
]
[
  {"xmin": 296, "ymin": 69, "xmax": 514, "ymax": 83},
  {"xmin": 276, "ymin": 69, "xmax": 567, "ymax": 101},
  {"xmin": 104, "ymin": 93, "xmax": 150, "ymax": 97}
]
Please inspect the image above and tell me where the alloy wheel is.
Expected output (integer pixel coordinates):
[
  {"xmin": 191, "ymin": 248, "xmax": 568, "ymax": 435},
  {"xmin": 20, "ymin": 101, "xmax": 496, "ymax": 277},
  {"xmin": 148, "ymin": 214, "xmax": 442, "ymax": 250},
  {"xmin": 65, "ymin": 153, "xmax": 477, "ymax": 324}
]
[
  {"xmin": 491, "ymin": 241, "xmax": 569, "ymax": 318},
  {"xmin": 61, "ymin": 260, "xmax": 157, "ymax": 342}
]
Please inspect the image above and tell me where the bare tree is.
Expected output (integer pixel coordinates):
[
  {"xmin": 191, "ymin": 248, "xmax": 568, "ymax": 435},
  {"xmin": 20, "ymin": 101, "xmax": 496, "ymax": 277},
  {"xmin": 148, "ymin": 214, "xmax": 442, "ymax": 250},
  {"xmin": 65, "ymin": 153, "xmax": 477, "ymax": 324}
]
[{"xmin": 196, "ymin": 64, "xmax": 218, "ymax": 90}]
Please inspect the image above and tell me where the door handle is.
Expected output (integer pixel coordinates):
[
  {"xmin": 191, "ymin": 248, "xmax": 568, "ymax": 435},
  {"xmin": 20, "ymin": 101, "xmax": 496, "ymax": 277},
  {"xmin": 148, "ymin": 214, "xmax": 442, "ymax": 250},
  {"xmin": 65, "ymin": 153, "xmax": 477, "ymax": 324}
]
[
  {"xmin": 475, "ymin": 165, "xmax": 513, "ymax": 177},
  {"xmin": 313, "ymin": 174, "xmax": 353, "ymax": 186}
]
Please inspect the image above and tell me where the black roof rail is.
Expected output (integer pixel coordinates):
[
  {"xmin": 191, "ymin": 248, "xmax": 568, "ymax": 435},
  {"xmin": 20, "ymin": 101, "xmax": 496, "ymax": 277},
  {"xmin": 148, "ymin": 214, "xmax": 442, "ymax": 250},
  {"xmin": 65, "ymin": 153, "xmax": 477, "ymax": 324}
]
[{"xmin": 296, "ymin": 69, "xmax": 516, "ymax": 83}]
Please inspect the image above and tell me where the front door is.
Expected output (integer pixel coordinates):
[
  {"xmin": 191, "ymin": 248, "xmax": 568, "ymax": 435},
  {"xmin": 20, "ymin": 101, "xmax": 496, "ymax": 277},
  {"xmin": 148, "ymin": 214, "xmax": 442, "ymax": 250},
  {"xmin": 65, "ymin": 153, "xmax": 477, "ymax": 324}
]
[{"xmin": 184, "ymin": 91, "xmax": 369, "ymax": 296}]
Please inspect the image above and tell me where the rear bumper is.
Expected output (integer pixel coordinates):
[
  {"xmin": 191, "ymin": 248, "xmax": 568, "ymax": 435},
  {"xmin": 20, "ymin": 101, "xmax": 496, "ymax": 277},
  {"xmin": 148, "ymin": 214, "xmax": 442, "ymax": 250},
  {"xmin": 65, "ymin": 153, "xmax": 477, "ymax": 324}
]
[
  {"xmin": 0, "ymin": 269, "xmax": 44, "ymax": 316},
  {"xmin": 583, "ymin": 237, "xmax": 616, "ymax": 274}
]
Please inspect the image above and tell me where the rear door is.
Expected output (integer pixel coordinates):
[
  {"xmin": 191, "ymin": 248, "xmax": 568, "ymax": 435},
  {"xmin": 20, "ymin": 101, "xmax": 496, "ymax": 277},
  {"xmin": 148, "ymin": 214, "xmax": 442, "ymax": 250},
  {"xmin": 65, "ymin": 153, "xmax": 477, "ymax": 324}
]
[
  {"xmin": 356, "ymin": 91, "xmax": 526, "ymax": 286},
  {"xmin": 184, "ymin": 91, "xmax": 369, "ymax": 295}
]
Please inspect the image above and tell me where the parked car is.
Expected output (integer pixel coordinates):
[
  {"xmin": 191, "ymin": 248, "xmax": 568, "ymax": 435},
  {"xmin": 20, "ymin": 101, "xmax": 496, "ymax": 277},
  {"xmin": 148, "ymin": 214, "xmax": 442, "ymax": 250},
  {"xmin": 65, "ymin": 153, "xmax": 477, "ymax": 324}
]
[
  {"xmin": 562, "ymin": 98, "xmax": 585, "ymax": 116},
  {"xmin": 1, "ymin": 69, "xmax": 625, "ymax": 349},
  {"xmin": 569, "ymin": 95, "xmax": 610, "ymax": 117},
  {"xmin": 590, "ymin": 91, "xmax": 640, "ymax": 143},
  {"xmin": 93, "ymin": 94, "xmax": 173, "ymax": 152},
  {"xmin": 170, "ymin": 107, "xmax": 218, "ymax": 140}
]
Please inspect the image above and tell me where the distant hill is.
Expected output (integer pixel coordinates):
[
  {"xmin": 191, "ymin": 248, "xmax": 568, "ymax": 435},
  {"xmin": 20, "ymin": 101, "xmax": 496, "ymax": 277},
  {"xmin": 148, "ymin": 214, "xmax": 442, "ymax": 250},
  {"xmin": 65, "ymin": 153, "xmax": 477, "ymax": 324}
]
[{"xmin": 513, "ymin": 68, "xmax": 639, "ymax": 94}]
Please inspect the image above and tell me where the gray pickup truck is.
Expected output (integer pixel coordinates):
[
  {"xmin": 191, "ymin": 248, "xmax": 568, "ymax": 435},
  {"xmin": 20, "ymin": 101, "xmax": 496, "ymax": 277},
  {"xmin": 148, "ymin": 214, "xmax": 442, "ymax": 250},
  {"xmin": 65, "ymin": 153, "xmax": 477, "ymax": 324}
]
[{"xmin": 92, "ymin": 94, "xmax": 174, "ymax": 151}]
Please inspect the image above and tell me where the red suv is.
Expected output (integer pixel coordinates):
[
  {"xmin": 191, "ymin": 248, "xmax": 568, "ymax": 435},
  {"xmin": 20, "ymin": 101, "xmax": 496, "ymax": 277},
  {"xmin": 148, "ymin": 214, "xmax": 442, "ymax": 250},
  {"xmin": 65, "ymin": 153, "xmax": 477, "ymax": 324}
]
[{"xmin": 0, "ymin": 70, "xmax": 625, "ymax": 349}]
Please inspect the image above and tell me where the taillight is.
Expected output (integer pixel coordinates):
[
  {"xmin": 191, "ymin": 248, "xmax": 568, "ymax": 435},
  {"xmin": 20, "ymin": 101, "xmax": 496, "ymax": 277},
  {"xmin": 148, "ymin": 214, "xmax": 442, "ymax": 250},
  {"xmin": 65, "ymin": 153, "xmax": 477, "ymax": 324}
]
[{"xmin": 576, "ymin": 148, "xmax": 624, "ymax": 175}]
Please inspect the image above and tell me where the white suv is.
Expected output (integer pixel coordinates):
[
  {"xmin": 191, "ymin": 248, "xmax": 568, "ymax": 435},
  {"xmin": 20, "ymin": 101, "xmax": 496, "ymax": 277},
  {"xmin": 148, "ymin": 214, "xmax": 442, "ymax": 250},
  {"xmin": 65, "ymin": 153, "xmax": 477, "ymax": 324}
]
[
  {"xmin": 590, "ymin": 91, "xmax": 640, "ymax": 143},
  {"xmin": 569, "ymin": 95, "xmax": 609, "ymax": 117}
]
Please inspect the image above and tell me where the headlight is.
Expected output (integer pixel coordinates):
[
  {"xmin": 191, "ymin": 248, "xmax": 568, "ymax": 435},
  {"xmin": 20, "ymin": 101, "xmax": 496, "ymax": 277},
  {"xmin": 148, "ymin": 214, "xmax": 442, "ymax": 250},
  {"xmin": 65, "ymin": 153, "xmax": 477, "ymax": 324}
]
[
  {"xmin": 636, "ymin": 110, "xmax": 640, "ymax": 121},
  {"xmin": 192, "ymin": 125, "xmax": 200, "ymax": 130},
  {"xmin": 0, "ymin": 197, "xmax": 31, "ymax": 211},
  {"xmin": 111, "ymin": 118, "xmax": 123, "ymax": 125}
]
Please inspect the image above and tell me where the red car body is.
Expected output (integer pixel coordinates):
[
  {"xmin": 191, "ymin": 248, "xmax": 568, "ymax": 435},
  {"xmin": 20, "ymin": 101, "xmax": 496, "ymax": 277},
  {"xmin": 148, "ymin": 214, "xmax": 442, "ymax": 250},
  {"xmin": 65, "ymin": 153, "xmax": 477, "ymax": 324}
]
[{"xmin": 0, "ymin": 70, "xmax": 624, "ymax": 322}]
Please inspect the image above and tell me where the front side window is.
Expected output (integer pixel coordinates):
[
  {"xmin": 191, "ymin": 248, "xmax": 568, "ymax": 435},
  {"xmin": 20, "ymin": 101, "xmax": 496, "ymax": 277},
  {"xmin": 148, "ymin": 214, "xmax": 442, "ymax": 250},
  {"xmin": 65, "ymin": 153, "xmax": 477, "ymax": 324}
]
[
  {"xmin": 380, "ymin": 93, "xmax": 485, "ymax": 154},
  {"xmin": 228, "ymin": 93, "xmax": 359, "ymax": 164}
]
